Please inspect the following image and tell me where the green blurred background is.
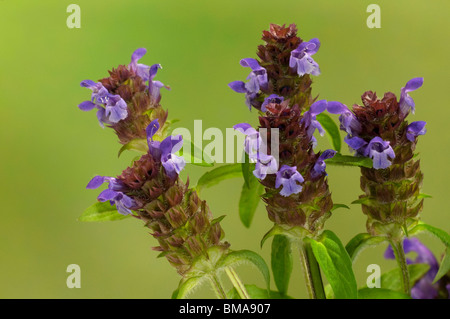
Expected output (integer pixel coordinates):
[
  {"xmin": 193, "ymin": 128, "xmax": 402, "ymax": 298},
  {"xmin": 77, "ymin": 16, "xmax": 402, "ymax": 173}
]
[{"xmin": 0, "ymin": 0, "xmax": 449, "ymax": 298}]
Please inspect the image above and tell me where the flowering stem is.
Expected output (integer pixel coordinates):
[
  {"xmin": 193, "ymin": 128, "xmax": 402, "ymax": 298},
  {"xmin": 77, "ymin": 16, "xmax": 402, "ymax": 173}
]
[
  {"xmin": 225, "ymin": 267, "xmax": 250, "ymax": 299},
  {"xmin": 299, "ymin": 240, "xmax": 326, "ymax": 299},
  {"xmin": 208, "ymin": 273, "xmax": 227, "ymax": 299},
  {"xmin": 390, "ymin": 238, "xmax": 411, "ymax": 295}
]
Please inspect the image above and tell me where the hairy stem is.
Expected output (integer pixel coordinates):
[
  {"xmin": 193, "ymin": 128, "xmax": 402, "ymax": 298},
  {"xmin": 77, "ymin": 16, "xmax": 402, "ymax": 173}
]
[
  {"xmin": 390, "ymin": 238, "xmax": 411, "ymax": 295},
  {"xmin": 299, "ymin": 240, "xmax": 326, "ymax": 299},
  {"xmin": 208, "ymin": 273, "xmax": 227, "ymax": 299},
  {"xmin": 225, "ymin": 267, "xmax": 250, "ymax": 299}
]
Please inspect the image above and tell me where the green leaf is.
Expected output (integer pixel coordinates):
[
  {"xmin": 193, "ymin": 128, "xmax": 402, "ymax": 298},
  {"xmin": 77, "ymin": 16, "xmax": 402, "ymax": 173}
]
[
  {"xmin": 239, "ymin": 176, "xmax": 264, "ymax": 228},
  {"xmin": 375, "ymin": 264, "xmax": 430, "ymax": 292},
  {"xmin": 357, "ymin": 288, "xmax": 411, "ymax": 299},
  {"xmin": 195, "ymin": 164, "xmax": 242, "ymax": 192},
  {"xmin": 316, "ymin": 113, "xmax": 341, "ymax": 152},
  {"xmin": 217, "ymin": 250, "xmax": 270, "ymax": 291},
  {"xmin": 117, "ymin": 138, "xmax": 148, "ymax": 158},
  {"xmin": 417, "ymin": 193, "xmax": 432, "ymax": 199},
  {"xmin": 241, "ymin": 153, "xmax": 254, "ymax": 189},
  {"xmin": 175, "ymin": 276, "xmax": 206, "ymax": 299},
  {"xmin": 211, "ymin": 215, "xmax": 226, "ymax": 225},
  {"xmin": 345, "ymin": 233, "xmax": 387, "ymax": 261},
  {"xmin": 331, "ymin": 204, "xmax": 350, "ymax": 211},
  {"xmin": 177, "ymin": 139, "xmax": 214, "ymax": 167},
  {"xmin": 271, "ymin": 235, "xmax": 293, "ymax": 295},
  {"xmin": 78, "ymin": 202, "xmax": 131, "ymax": 222},
  {"xmin": 433, "ymin": 247, "xmax": 450, "ymax": 284},
  {"xmin": 308, "ymin": 230, "xmax": 358, "ymax": 299},
  {"xmin": 351, "ymin": 197, "xmax": 372, "ymax": 205},
  {"xmin": 325, "ymin": 153, "xmax": 373, "ymax": 168},
  {"xmin": 227, "ymin": 285, "xmax": 293, "ymax": 299},
  {"xmin": 409, "ymin": 222, "xmax": 450, "ymax": 247}
]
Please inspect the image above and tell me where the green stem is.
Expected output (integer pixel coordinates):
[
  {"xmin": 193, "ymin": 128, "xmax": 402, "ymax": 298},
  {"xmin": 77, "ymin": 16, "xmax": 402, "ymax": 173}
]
[
  {"xmin": 298, "ymin": 240, "xmax": 326, "ymax": 299},
  {"xmin": 390, "ymin": 238, "xmax": 411, "ymax": 295},
  {"xmin": 208, "ymin": 273, "xmax": 227, "ymax": 299},
  {"xmin": 225, "ymin": 267, "xmax": 250, "ymax": 299}
]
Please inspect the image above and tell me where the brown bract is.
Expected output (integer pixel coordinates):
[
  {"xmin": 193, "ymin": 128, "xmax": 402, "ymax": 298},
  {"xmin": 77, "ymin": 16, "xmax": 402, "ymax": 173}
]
[{"xmin": 116, "ymin": 151, "xmax": 230, "ymax": 275}]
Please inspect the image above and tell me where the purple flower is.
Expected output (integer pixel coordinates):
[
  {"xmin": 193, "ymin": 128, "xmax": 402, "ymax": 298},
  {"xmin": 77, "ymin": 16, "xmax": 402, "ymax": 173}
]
[
  {"xmin": 399, "ymin": 77, "xmax": 424, "ymax": 117},
  {"xmin": 104, "ymin": 94, "xmax": 128, "ymax": 123},
  {"xmin": 160, "ymin": 134, "xmax": 186, "ymax": 178},
  {"xmin": 385, "ymin": 238, "xmax": 447, "ymax": 299},
  {"xmin": 289, "ymin": 38, "xmax": 321, "ymax": 77},
  {"xmin": 130, "ymin": 48, "xmax": 151, "ymax": 81},
  {"xmin": 345, "ymin": 136, "xmax": 395, "ymax": 169},
  {"xmin": 229, "ymin": 58, "xmax": 268, "ymax": 110},
  {"xmin": 253, "ymin": 153, "xmax": 278, "ymax": 180},
  {"xmin": 129, "ymin": 48, "xmax": 170, "ymax": 103},
  {"xmin": 344, "ymin": 136, "xmax": 368, "ymax": 152},
  {"xmin": 233, "ymin": 123, "xmax": 262, "ymax": 159},
  {"xmin": 86, "ymin": 176, "xmax": 135, "ymax": 215},
  {"xmin": 301, "ymin": 100, "xmax": 328, "ymax": 139},
  {"xmin": 78, "ymin": 81, "xmax": 128, "ymax": 127},
  {"xmin": 146, "ymin": 120, "xmax": 185, "ymax": 178},
  {"xmin": 275, "ymin": 165, "xmax": 304, "ymax": 197},
  {"xmin": 363, "ymin": 137, "xmax": 395, "ymax": 169},
  {"xmin": 327, "ymin": 101, "xmax": 362, "ymax": 136},
  {"xmin": 406, "ymin": 121, "xmax": 427, "ymax": 142},
  {"xmin": 311, "ymin": 150, "xmax": 337, "ymax": 178},
  {"xmin": 261, "ymin": 94, "xmax": 284, "ymax": 112},
  {"xmin": 148, "ymin": 63, "xmax": 170, "ymax": 103}
]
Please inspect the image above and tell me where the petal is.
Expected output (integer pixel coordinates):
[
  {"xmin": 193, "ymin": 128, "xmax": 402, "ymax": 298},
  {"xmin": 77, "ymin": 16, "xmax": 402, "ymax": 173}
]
[
  {"xmin": 404, "ymin": 77, "xmax": 424, "ymax": 92},
  {"xmin": 107, "ymin": 106, "xmax": 127, "ymax": 123},
  {"xmin": 319, "ymin": 149, "xmax": 337, "ymax": 161},
  {"xmin": 162, "ymin": 154, "xmax": 186, "ymax": 178},
  {"xmin": 384, "ymin": 244, "xmax": 396, "ymax": 259},
  {"xmin": 160, "ymin": 135, "xmax": 184, "ymax": 157},
  {"xmin": 149, "ymin": 64, "xmax": 162, "ymax": 80},
  {"xmin": 306, "ymin": 38, "xmax": 321, "ymax": 55},
  {"xmin": 239, "ymin": 58, "xmax": 262, "ymax": 71},
  {"xmin": 136, "ymin": 64, "xmax": 151, "ymax": 81},
  {"xmin": 98, "ymin": 189, "xmax": 118, "ymax": 202},
  {"xmin": 289, "ymin": 55, "xmax": 297, "ymax": 68},
  {"xmin": 148, "ymin": 140, "xmax": 161, "ymax": 160},
  {"xmin": 96, "ymin": 108, "xmax": 106, "ymax": 128},
  {"xmin": 78, "ymin": 101, "xmax": 97, "ymax": 111},
  {"xmin": 86, "ymin": 175, "xmax": 105, "ymax": 189},
  {"xmin": 130, "ymin": 48, "xmax": 147, "ymax": 66},
  {"xmin": 80, "ymin": 80, "xmax": 96, "ymax": 89},
  {"xmin": 327, "ymin": 101, "xmax": 349, "ymax": 114},
  {"xmin": 233, "ymin": 123, "xmax": 257, "ymax": 136},
  {"xmin": 294, "ymin": 55, "xmax": 320, "ymax": 76},
  {"xmin": 310, "ymin": 100, "xmax": 328, "ymax": 115},
  {"xmin": 407, "ymin": 121, "xmax": 427, "ymax": 140},
  {"xmin": 371, "ymin": 152, "xmax": 391, "ymax": 169},
  {"xmin": 403, "ymin": 238, "xmax": 439, "ymax": 271},
  {"xmin": 228, "ymin": 81, "xmax": 247, "ymax": 93},
  {"xmin": 146, "ymin": 119, "xmax": 160, "ymax": 142},
  {"xmin": 120, "ymin": 194, "xmax": 135, "ymax": 208},
  {"xmin": 116, "ymin": 204, "xmax": 132, "ymax": 216},
  {"xmin": 345, "ymin": 136, "xmax": 367, "ymax": 151}
]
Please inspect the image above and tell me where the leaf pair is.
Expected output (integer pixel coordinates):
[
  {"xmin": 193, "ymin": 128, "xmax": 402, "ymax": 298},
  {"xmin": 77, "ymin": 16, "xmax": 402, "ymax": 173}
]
[
  {"xmin": 195, "ymin": 161, "xmax": 263, "ymax": 228},
  {"xmin": 174, "ymin": 249, "xmax": 270, "ymax": 299},
  {"xmin": 346, "ymin": 221, "xmax": 450, "ymax": 292},
  {"xmin": 268, "ymin": 229, "xmax": 358, "ymax": 299}
]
